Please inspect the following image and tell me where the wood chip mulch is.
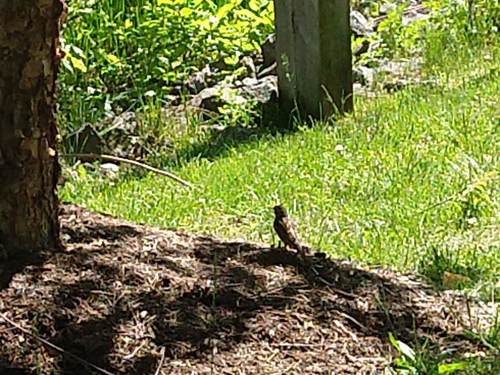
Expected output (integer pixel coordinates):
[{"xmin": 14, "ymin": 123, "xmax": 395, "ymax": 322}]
[{"xmin": 0, "ymin": 204, "xmax": 496, "ymax": 374}]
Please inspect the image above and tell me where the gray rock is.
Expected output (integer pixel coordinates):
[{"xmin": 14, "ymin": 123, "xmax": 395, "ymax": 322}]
[
  {"xmin": 353, "ymin": 65, "xmax": 375, "ymax": 85},
  {"xmin": 186, "ymin": 64, "xmax": 212, "ymax": 94},
  {"xmin": 238, "ymin": 76, "xmax": 278, "ymax": 103},
  {"xmin": 257, "ymin": 61, "xmax": 277, "ymax": 78},
  {"xmin": 351, "ymin": 10, "xmax": 373, "ymax": 37},
  {"xmin": 402, "ymin": 8, "xmax": 430, "ymax": 26},
  {"xmin": 190, "ymin": 86, "xmax": 224, "ymax": 113},
  {"xmin": 240, "ymin": 56, "xmax": 257, "ymax": 78},
  {"xmin": 100, "ymin": 162, "xmax": 120, "ymax": 178},
  {"xmin": 380, "ymin": 3, "xmax": 397, "ymax": 15},
  {"xmin": 189, "ymin": 75, "xmax": 278, "ymax": 114}
]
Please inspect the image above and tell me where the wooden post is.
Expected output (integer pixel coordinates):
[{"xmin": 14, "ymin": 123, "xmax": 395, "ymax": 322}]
[{"xmin": 274, "ymin": 0, "xmax": 353, "ymax": 125}]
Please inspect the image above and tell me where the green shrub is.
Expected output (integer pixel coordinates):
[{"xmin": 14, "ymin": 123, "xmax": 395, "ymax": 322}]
[{"xmin": 58, "ymin": 0, "xmax": 274, "ymax": 134}]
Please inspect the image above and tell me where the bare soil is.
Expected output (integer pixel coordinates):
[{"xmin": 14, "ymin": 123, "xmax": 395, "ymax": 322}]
[{"xmin": 0, "ymin": 204, "xmax": 495, "ymax": 374}]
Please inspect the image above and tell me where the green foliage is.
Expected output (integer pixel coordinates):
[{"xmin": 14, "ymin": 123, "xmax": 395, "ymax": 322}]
[
  {"xmin": 428, "ymin": 0, "xmax": 499, "ymax": 42},
  {"xmin": 466, "ymin": 310, "xmax": 499, "ymax": 352},
  {"xmin": 456, "ymin": 171, "xmax": 496, "ymax": 229},
  {"xmin": 61, "ymin": 40, "xmax": 499, "ymax": 302},
  {"xmin": 422, "ymin": 0, "xmax": 499, "ymax": 65},
  {"xmin": 388, "ymin": 333, "xmax": 468, "ymax": 374},
  {"xmin": 360, "ymin": 0, "xmax": 499, "ymax": 64},
  {"xmin": 372, "ymin": 4, "xmax": 426, "ymax": 59},
  {"xmin": 57, "ymin": 2, "xmax": 500, "ymax": 371},
  {"xmin": 58, "ymin": 0, "xmax": 274, "ymax": 135},
  {"xmin": 418, "ymin": 245, "xmax": 477, "ymax": 290}
]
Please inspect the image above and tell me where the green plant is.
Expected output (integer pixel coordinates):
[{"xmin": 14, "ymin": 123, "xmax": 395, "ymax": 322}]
[
  {"xmin": 388, "ymin": 333, "xmax": 468, "ymax": 374},
  {"xmin": 465, "ymin": 310, "xmax": 499, "ymax": 352},
  {"xmin": 58, "ymin": 0, "xmax": 274, "ymax": 138},
  {"xmin": 362, "ymin": 3, "xmax": 428, "ymax": 62},
  {"xmin": 456, "ymin": 171, "xmax": 496, "ymax": 230},
  {"xmin": 417, "ymin": 245, "xmax": 475, "ymax": 290},
  {"xmin": 425, "ymin": 0, "xmax": 499, "ymax": 46}
]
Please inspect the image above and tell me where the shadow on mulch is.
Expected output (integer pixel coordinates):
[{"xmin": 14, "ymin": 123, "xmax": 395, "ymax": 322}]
[
  {"xmin": 0, "ymin": 204, "xmax": 494, "ymax": 374},
  {"xmin": 0, "ymin": 254, "xmax": 45, "ymax": 293}
]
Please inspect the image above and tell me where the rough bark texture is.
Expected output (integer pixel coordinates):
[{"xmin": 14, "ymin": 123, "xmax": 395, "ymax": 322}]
[{"xmin": 0, "ymin": 0, "xmax": 65, "ymax": 259}]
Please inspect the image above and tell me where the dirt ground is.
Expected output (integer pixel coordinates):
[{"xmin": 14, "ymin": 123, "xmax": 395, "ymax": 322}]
[{"xmin": 0, "ymin": 204, "xmax": 496, "ymax": 374}]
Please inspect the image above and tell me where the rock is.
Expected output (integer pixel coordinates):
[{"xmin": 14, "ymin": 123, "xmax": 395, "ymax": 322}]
[
  {"xmin": 375, "ymin": 59, "xmax": 423, "ymax": 92},
  {"xmin": 238, "ymin": 76, "xmax": 278, "ymax": 103},
  {"xmin": 189, "ymin": 87, "xmax": 222, "ymax": 113},
  {"xmin": 219, "ymin": 86, "xmax": 246, "ymax": 106},
  {"xmin": 73, "ymin": 110, "xmax": 172, "ymax": 160},
  {"xmin": 100, "ymin": 111, "xmax": 142, "ymax": 158},
  {"xmin": 353, "ymin": 65, "xmax": 375, "ymax": 85},
  {"xmin": 190, "ymin": 85, "xmax": 246, "ymax": 114},
  {"xmin": 99, "ymin": 163, "xmax": 120, "ymax": 178},
  {"xmin": 240, "ymin": 56, "xmax": 257, "ymax": 78},
  {"xmin": 402, "ymin": 7, "xmax": 430, "ymax": 26},
  {"xmin": 109, "ymin": 111, "xmax": 138, "ymax": 133},
  {"xmin": 257, "ymin": 61, "xmax": 277, "ymax": 78},
  {"xmin": 186, "ymin": 64, "xmax": 212, "ymax": 94},
  {"xmin": 351, "ymin": 10, "xmax": 373, "ymax": 37},
  {"xmin": 380, "ymin": 3, "xmax": 397, "ymax": 15},
  {"xmin": 372, "ymin": 4, "xmax": 430, "ymax": 29},
  {"xmin": 189, "ymin": 75, "xmax": 278, "ymax": 114}
]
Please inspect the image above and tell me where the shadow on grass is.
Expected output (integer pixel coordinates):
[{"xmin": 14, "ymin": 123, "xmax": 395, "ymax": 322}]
[
  {"xmin": 171, "ymin": 103, "xmax": 307, "ymax": 165},
  {"xmin": 0, "ymin": 204, "xmax": 489, "ymax": 374}
]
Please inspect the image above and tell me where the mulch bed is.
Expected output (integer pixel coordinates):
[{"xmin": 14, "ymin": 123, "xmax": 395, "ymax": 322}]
[{"xmin": 0, "ymin": 204, "xmax": 496, "ymax": 374}]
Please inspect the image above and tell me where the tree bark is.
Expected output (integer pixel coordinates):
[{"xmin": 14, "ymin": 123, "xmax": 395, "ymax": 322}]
[{"xmin": 0, "ymin": 0, "xmax": 66, "ymax": 259}]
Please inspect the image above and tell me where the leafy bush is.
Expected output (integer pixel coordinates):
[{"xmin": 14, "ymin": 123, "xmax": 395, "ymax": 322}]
[
  {"xmin": 59, "ymin": 0, "xmax": 274, "ymax": 133},
  {"xmin": 388, "ymin": 333, "xmax": 468, "ymax": 374},
  {"xmin": 429, "ymin": 0, "xmax": 499, "ymax": 41},
  {"xmin": 360, "ymin": 0, "xmax": 499, "ymax": 63},
  {"xmin": 422, "ymin": 0, "xmax": 499, "ymax": 62}
]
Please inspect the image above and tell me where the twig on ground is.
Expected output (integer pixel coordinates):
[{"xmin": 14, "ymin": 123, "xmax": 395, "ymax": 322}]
[
  {"xmin": 337, "ymin": 311, "xmax": 369, "ymax": 333},
  {"xmin": 0, "ymin": 312, "xmax": 116, "ymax": 375},
  {"xmin": 155, "ymin": 346, "xmax": 166, "ymax": 375},
  {"xmin": 271, "ymin": 342, "xmax": 328, "ymax": 348},
  {"xmin": 123, "ymin": 341, "xmax": 147, "ymax": 360},
  {"xmin": 61, "ymin": 153, "xmax": 193, "ymax": 188},
  {"xmin": 310, "ymin": 266, "xmax": 359, "ymax": 299}
]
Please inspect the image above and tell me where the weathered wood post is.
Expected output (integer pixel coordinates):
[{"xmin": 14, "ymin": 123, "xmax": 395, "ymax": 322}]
[{"xmin": 274, "ymin": 0, "xmax": 353, "ymax": 125}]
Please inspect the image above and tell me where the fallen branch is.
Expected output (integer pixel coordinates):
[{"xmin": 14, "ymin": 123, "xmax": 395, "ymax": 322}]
[
  {"xmin": 61, "ymin": 153, "xmax": 193, "ymax": 188},
  {"xmin": 0, "ymin": 312, "xmax": 116, "ymax": 375}
]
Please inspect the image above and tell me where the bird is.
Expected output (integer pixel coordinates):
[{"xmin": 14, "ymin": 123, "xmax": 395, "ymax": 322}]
[{"xmin": 273, "ymin": 205, "xmax": 307, "ymax": 258}]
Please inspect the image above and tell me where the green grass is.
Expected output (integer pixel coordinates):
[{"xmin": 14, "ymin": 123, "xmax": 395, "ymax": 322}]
[
  {"xmin": 61, "ymin": 42, "xmax": 499, "ymax": 300},
  {"xmin": 59, "ymin": 2, "xmax": 499, "ymax": 371}
]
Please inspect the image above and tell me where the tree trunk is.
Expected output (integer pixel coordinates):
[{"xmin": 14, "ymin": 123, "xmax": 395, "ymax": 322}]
[{"xmin": 0, "ymin": 0, "xmax": 66, "ymax": 259}]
